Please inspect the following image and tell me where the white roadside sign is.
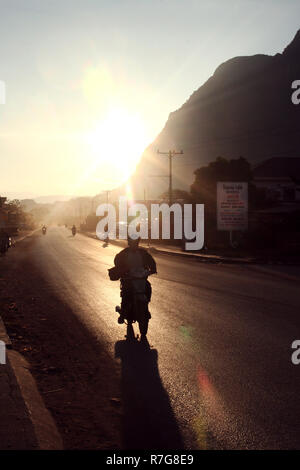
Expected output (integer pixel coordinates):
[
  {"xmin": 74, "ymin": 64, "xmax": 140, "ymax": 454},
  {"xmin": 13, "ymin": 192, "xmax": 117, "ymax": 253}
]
[{"xmin": 217, "ymin": 182, "xmax": 248, "ymax": 231}]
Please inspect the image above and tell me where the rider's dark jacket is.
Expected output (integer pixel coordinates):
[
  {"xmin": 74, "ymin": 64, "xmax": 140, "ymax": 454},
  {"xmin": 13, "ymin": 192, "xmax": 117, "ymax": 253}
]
[
  {"xmin": 110, "ymin": 247, "xmax": 157, "ymax": 305},
  {"xmin": 113, "ymin": 247, "xmax": 157, "ymax": 278}
]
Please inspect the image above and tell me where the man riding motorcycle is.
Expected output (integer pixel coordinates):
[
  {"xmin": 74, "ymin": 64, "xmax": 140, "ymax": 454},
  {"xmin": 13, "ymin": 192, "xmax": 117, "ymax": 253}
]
[
  {"xmin": 42, "ymin": 225, "xmax": 47, "ymax": 235},
  {"xmin": 71, "ymin": 224, "xmax": 76, "ymax": 236},
  {"xmin": 0, "ymin": 229, "xmax": 10, "ymax": 253},
  {"xmin": 109, "ymin": 236, "xmax": 157, "ymax": 334}
]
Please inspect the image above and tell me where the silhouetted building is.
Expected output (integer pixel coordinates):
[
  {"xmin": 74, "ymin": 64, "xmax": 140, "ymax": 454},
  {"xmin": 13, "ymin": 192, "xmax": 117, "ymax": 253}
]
[{"xmin": 253, "ymin": 157, "xmax": 300, "ymax": 202}]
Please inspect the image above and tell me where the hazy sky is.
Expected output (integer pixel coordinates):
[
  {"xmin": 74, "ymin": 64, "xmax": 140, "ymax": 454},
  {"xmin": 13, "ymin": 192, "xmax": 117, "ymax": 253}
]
[{"xmin": 0, "ymin": 0, "xmax": 299, "ymax": 198}]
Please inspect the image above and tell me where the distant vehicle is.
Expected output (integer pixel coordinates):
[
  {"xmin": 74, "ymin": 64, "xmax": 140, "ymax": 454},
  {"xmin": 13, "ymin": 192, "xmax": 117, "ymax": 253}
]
[
  {"xmin": 42, "ymin": 225, "xmax": 47, "ymax": 235},
  {"xmin": 71, "ymin": 225, "xmax": 76, "ymax": 237}
]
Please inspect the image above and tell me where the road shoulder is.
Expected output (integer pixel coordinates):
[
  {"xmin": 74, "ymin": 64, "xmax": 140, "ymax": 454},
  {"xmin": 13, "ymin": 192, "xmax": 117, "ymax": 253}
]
[{"xmin": 0, "ymin": 317, "xmax": 62, "ymax": 449}]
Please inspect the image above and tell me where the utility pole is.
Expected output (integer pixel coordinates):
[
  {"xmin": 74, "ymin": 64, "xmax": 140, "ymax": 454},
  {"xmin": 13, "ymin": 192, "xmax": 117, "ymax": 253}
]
[
  {"xmin": 91, "ymin": 195, "xmax": 97, "ymax": 214},
  {"xmin": 105, "ymin": 190, "xmax": 111, "ymax": 205},
  {"xmin": 157, "ymin": 149, "xmax": 184, "ymax": 205}
]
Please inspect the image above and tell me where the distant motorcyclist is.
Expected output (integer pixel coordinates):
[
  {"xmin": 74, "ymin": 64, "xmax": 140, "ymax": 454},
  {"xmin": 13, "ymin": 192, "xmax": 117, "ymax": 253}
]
[
  {"xmin": 0, "ymin": 228, "xmax": 10, "ymax": 253},
  {"xmin": 42, "ymin": 225, "xmax": 47, "ymax": 235},
  {"xmin": 71, "ymin": 224, "xmax": 77, "ymax": 236},
  {"xmin": 110, "ymin": 236, "xmax": 157, "ymax": 325}
]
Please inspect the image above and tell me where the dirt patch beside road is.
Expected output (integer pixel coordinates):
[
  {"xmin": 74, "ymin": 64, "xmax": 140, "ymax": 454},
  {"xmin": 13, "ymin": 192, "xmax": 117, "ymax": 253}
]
[{"xmin": 0, "ymin": 235, "xmax": 122, "ymax": 449}]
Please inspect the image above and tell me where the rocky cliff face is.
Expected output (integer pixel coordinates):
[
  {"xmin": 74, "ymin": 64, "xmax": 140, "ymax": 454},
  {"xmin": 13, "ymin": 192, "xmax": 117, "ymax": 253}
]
[{"xmin": 131, "ymin": 30, "xmax": 300, "ymax": 199}]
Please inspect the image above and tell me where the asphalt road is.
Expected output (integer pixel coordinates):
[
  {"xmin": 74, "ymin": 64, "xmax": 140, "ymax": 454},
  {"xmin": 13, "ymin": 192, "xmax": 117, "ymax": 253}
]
[{"xmin": 14, "ymin": 227, "xmax": 300, "ymax": 449}]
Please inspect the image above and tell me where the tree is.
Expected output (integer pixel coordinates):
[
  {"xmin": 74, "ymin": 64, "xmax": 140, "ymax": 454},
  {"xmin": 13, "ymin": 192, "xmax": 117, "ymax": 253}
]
[
  {"xmin": 191, "ymin": 156, "xmax": 252, "ymax": 210},
  {"xmin": 159, "ymin": 188, "xmax": 192, "ymax": 202}
]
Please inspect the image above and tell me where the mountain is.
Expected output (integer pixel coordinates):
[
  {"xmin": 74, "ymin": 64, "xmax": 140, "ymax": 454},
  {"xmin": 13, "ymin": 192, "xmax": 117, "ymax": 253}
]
[
  {"xmin": 1, "ymin": 191, "xmax": 38, "ymax": 200},
  {"xmin": 34, "ymin": 195, "xmax": 74, "ymax": 204},
  {"xmin": 131, "ymin": 30, "xmax": 300, "ymax": 199},
  {"xmin": 0, "ymin": 193, "xmax": 75, "ymax": 204}
]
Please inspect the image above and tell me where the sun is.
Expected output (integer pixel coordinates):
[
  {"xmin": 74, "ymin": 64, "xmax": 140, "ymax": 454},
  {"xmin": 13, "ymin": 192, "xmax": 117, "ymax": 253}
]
[{"xmin": 86, "ymin": 107, "xmax": 149, "ymax": 185}]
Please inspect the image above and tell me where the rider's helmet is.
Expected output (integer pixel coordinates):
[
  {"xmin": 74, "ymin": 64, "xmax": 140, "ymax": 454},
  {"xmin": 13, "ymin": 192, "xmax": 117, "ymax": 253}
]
[{"xmin": 127, "ymin": 234, "xmax": 140, "ymax": 249}]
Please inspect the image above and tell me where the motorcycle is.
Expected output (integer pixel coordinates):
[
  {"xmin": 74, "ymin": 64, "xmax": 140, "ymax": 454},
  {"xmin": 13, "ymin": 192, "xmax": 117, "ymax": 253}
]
[
  {"xmin": 72, "ymin": 226, "xmax": 76, "ymax": 237},
  {"xmin": 42, "ymin": 226, "xmax": 47, "ymax": 235},
  {"xmin": 110, "ymin": 267, "xmax": 151, "ymax": 336}
]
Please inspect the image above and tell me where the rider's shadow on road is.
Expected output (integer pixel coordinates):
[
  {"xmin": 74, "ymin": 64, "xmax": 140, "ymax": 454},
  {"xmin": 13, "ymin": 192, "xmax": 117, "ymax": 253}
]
[{"xmin": 115, "ymin": 326, "xmax": 184, "ymax": 449}]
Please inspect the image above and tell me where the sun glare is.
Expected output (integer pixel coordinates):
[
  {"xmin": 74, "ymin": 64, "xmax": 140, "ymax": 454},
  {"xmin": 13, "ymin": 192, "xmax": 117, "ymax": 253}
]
[{"xmin": 86, "ymin": 107, "xmax": 149, "ymax": 186}]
